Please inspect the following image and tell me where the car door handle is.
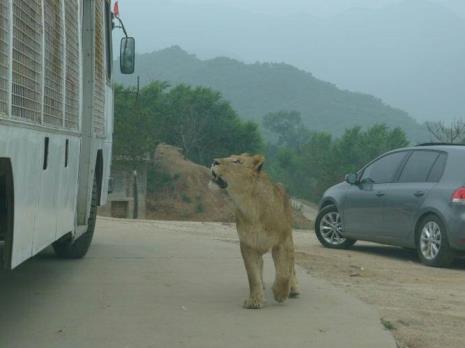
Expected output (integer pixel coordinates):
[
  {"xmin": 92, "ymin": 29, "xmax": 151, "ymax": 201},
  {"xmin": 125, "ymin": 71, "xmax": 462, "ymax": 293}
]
[
  {"xmin": 376, "ymin": 191, "xmax": 385, "ymax": 197},
  {"xmin": 414, "ymin": 191, "xmax": 425, "ymax": 197}
]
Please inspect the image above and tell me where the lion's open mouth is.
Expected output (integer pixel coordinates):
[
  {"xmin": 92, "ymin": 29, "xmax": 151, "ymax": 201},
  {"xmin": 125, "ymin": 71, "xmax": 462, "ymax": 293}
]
[{"xmin": 211, "ymin": 170, "xmax": 228, "ymax": 189}]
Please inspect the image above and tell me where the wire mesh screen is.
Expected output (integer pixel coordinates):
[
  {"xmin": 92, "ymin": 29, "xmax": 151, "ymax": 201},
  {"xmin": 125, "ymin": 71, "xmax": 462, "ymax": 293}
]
[
  {"xmin": 0, "ymin": 0, "xmax": 9, "ymax": 116},
  {"xmin": 93, "ymin": 0, "xmax": 105, "ymax": 136},
  {"xmin": 64, "ymin": 0, "xmax": 80, "ymax": 130},
  {"xmin": 43, "ymin": 0, "xmax": 64, "ymax": 127},
  {"xmin": 12, "ymin": 0, "xmax": 43, "ymax": 122}
]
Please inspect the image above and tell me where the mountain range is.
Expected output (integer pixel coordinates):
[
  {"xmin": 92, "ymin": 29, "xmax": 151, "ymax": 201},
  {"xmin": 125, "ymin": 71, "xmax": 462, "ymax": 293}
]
[
  {"xmin": 118, "ymin": 0, "xmax": 465, "ymax": 123},
  {"xmin": 115, "ymin": 46, "xmax": 428, "ymax": 141}
]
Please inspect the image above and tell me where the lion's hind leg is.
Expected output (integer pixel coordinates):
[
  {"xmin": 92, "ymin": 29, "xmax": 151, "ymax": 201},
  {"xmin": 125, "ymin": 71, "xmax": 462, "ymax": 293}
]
[
  {"xmin": 259, "ymin": 256, "xmax": 265, "ymax": 290},
  {"xmin": 289, "ymin": 266, "xmax": 300, "ymax": 298},
  {"xmin": 240, "ymin": 242, "xmax": 265, "ymax": 309},
  {"xmin": 271, "ymin": 237, "xmax": 294, "ymax": 303}
]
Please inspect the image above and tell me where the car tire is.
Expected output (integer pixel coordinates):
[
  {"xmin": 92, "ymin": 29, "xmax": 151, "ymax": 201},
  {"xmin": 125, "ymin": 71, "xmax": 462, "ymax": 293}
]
[
  {"xmin": 315, "ymin": 205, "xmax": 356, "ymax": 249},
  {"xmin": 416, "ymin": 214, "xmax": 454, "ymax": 267},
  {"xmin": 53, "ymin": 175, "xmax": 98, "ymax": 259}
]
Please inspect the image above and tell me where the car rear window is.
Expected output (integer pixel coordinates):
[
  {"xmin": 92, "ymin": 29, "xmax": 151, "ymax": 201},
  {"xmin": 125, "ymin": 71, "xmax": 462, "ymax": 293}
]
[
  {"xmin": 427, "ymin": 152, "xmax": 447, "ymax": 182},
  {"xmin": 398, "ymin": 151, "xmax": 440, "ymax": 183}
]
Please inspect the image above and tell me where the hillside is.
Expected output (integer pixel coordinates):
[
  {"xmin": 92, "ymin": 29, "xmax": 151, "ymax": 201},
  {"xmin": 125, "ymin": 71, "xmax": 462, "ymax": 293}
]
[
  {"xmin": 145, "ymin": 144, "xmax": 312, "ymax": 229},
  {"xmin": 146, "ymin": 144, "xmax": 234, "ymax": 222},
  {"xmin": 115, "ymin": 47, "xmax": 427, "ymax": 141}
]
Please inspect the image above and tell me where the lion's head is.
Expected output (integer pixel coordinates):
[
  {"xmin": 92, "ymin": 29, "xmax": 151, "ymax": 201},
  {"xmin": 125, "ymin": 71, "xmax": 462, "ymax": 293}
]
[{"xmin": 209, "ymin": 154, "xmax": 265, "ymax": 192}]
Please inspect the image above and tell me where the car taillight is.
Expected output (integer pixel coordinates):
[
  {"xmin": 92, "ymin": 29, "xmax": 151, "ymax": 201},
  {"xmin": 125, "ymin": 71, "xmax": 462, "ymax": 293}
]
[{"xmin": 451, "ymin": 187, "xmax": 465, "ymax": 204}]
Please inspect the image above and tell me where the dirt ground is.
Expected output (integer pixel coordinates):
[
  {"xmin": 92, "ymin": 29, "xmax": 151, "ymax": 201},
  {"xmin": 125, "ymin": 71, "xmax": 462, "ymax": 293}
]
[{"xmin": 294, "ymin": 232, "xmax": 465, "ymax": 348}]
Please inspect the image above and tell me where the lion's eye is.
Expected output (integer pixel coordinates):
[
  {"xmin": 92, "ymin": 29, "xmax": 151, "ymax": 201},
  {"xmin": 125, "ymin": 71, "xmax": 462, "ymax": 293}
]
[{"xmin": 233, "ymin": 159, "xmax": 242, "ymax": 164}]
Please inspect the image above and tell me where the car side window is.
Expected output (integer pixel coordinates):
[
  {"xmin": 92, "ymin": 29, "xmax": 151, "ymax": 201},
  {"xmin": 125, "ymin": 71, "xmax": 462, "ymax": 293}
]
[
  {"xmin": 398, "ymin": 151, "xmax": 440, "ymax": 183},
  {"xmin": 361, "ymin": 151, "xmax": 407, "ymax": 184},
  {"xmin": 427, "ymin": 153, "xmax": 447, "ymax": 183}
]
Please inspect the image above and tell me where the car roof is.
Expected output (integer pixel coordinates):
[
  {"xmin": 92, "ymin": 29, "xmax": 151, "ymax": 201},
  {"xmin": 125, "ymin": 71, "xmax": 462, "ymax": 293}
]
[{"xmin": 395, "ymin": 144, "xmax": 465, "ymax": 153}]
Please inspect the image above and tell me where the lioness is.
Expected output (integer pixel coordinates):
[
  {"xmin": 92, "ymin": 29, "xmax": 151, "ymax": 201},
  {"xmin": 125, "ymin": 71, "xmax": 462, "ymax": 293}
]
[{"xmin": 210, "ymin": 154, "xmax": 299, "ymax": 309}]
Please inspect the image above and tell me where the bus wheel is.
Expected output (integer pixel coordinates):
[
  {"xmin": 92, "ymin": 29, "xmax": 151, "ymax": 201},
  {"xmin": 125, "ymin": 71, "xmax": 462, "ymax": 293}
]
[{"xmin": 53, "ymin": 175, "xmax": 97, "ymax": 259}]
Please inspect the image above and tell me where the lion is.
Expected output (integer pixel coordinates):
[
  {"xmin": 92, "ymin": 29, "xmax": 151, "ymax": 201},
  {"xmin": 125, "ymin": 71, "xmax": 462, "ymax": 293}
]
[{"xmin": 210, "ymin": 153, "xmax": 299, "ymax": 309}]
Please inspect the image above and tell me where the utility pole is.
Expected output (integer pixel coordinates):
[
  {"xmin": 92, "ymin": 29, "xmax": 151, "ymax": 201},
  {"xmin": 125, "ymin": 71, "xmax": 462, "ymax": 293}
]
[{"xmin": 133, "ymin": 170, "xmax": 138, "ymax": 219}]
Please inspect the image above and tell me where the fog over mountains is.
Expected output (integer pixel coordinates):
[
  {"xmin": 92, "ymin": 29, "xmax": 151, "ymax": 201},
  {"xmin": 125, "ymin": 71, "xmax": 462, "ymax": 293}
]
[
  {"xmin": 118, "ymin": 0, "xmax": 465, "ymax": 123},
  {"xmin": 115, "ymin": 46, "xmax": 428, "ymax": 142}
]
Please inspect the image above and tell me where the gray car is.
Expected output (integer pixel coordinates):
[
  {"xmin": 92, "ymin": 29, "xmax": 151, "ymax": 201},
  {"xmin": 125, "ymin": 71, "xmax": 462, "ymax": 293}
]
[{"xmin": 315, "ymin": 144, "xmax": 465, "ymax": 267}]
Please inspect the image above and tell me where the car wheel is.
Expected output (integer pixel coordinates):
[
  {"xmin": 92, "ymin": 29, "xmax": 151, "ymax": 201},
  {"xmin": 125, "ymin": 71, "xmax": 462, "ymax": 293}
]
[
  {"xmin": 315, "ymin": 205, "xmax": 356, "ymax": 249},
  {"xmin": 416, "ymin": 214, "xmax": 454, "ymax": 267},
  {"xmin": 53, "ymin": 175, "xmax": 98, "ymax": 259}
]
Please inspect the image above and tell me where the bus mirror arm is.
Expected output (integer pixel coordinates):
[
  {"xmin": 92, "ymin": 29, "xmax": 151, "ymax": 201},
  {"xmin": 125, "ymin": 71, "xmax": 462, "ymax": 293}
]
[{"xmin": 112, "ymin": 13, "xmax": 128, "ymax": 38}]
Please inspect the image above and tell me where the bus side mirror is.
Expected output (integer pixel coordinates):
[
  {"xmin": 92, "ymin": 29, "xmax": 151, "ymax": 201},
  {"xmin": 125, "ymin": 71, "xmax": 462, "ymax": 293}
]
[{"xmin": 120, "ymin": 37, "xmax": 135, "ymax": 74}]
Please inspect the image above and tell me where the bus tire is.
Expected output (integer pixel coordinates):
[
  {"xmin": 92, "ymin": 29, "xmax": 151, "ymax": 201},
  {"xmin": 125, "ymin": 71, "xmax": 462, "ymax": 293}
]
[{"xmin": 53, "ymin": 175, "xmax": 97, "ymax": 259}]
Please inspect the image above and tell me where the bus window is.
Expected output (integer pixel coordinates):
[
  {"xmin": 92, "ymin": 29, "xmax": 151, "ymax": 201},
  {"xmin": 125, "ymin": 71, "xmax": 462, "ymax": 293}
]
[
  {"xmin": 0, "ymin": 0, "xmax": 9, "ymax": 116},
  {"xmin": 64, "ymin": 0, "xmax": 80, "ymax": 131},
  {"xmin": 93, "ymin": 0, "xmax": 106, "ymax": 136},
  {"xmin": 12, "ymin": 0, "xmax": 43, "ymax": 123},
  {"xmin": 43, "ymin": 0, "xmax": 65, "ymax": 127}
]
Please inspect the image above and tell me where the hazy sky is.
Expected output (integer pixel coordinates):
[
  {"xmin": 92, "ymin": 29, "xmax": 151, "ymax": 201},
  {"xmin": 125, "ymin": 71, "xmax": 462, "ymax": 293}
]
[
  {"xmin": 115, "ymin": 0, "xmax": 464, "ymax": 20},
  {"xmin": 113, "ymin": 0, "xmax": 465, "ymax": 122},
  {"xmin": 114, "ymin": 0, "xmax": 465, "ymax": 54},
  {"xmin": 170, "ymin": 0, "xmax": 402, "ymax": 16}
]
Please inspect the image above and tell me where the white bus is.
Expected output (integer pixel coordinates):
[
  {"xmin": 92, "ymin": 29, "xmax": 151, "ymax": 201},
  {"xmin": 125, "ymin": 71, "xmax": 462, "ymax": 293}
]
[{"xmin": 0, "ymin": 0, "xmax": 134, "ymax": 269}]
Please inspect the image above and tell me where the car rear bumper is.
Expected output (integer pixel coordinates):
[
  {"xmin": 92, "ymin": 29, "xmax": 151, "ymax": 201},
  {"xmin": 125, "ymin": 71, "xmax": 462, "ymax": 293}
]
[{"xmin": 445, "ymin": 207, "xmax": 465, "ymax": 251}]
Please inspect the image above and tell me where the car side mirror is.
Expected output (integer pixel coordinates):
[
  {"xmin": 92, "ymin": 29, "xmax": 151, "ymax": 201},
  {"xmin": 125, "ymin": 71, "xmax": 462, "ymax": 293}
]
[
  {"xmin": 345, "ymin": 173, "xmax": 358, "ymax": 185},
  {"xmin": 120, "ymin": 37, "xmax": 135, "ymax": 74}
]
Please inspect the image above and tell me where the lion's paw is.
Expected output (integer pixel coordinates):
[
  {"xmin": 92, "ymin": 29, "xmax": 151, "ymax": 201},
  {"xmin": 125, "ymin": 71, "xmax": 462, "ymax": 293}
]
[
  {"xmin": 289, "ymin": 288, "xmax": 300, "ymax": 299},
  {"xmin": 243, "ymin": 298, "xmax": 264, "ymax": 309},
  {"xmin": 272, "ymin": 284, "xmax": 289, "ymax": 303}
]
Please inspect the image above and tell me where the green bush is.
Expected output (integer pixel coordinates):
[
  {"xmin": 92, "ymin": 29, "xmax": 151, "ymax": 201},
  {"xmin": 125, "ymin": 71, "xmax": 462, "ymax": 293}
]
[{"xmin": 181, "ymin": 193, "xmax": 192, "ymax": 204}]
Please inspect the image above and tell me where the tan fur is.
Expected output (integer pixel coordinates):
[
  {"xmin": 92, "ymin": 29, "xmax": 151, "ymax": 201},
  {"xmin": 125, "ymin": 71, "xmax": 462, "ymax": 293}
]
[{"xmin": 210, "ymin": 154, "xmax": 299, "ymax": 309}]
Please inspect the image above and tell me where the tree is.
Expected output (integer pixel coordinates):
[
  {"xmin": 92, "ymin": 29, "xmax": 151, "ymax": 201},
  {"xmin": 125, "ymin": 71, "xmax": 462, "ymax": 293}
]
[
  {"xmin": 425, "ymin": 120, "xmax": 465, "ymax": 143},
  {"xmin": 161, "ymin": 85, "xmax": 262, "ymax": 165},
  {"xmin": 262, "ymin": 111, "xmax": 311, "ymax": 151},
  {"xmin": 113, "ymin": 83, "xmax": 262, "ymax": 167},
  {"xmin": 113, "ymin": 82, "xmax": 171, "ymax": 163},
  {"xmin": 266, "ymin": 123, "xmax": 409, "ymax": 201},
  {"xmin": 319, "ymin": 124, "xmax": 408, "ymax": 198}
]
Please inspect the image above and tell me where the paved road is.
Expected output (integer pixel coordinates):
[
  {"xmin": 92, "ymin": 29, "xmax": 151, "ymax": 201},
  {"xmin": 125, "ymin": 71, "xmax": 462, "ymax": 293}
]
[{"xmin": 0, "ymin": 218, "xmax": 396, "ymax": 348}]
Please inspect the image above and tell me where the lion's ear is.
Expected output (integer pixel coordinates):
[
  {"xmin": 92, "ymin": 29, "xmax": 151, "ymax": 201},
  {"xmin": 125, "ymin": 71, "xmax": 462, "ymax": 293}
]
[{"xmin": 253, "ymin": 155, "xmax": 265, "ymax": 172}]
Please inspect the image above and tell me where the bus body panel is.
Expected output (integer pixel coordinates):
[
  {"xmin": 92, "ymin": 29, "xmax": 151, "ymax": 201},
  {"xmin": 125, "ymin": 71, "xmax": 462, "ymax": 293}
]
[
  {"xmin": 101, "ymin": 85, "xmax": 114, "ymax": 206},
  {"xmin": 0, "ymin": 0, "xmax": 115, "ymax": 269},
  {"xmin": 76, "ymin": 0, "xmax": 111, "ymax": 225},
  {"xmin": 0, "ymin": 125, "xmax": 81, "ymax": 268}
]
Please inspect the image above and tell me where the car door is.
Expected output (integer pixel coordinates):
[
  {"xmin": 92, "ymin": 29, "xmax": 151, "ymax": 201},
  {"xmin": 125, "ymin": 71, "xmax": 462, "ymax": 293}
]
[
  {"xmin": 342, "ymin": 151, "xmax": 408, "ymax": 240},
  {"xmin": 383, "ymin": 151, "xmax": 447, "ymax": 244}
]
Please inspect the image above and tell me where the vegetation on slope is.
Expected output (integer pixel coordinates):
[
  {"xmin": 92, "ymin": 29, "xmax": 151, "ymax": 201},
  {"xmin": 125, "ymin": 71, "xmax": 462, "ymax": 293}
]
[{"xmin": 114, "ymin": 84, "xmax": 410, "ymax": 202}]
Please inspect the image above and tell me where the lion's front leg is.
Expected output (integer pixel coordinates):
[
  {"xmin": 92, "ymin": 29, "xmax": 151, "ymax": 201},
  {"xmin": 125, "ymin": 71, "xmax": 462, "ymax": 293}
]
[
  {"xmin": 240, "ymin": 242, "xmax": 265, "ymax": 309},
  {"xmin": 271, "ymin": 237, "xmax": 294, "ymax": 303}
]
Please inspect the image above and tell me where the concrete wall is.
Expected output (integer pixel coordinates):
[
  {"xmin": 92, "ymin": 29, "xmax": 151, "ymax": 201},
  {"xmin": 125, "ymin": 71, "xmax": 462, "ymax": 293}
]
[{"xmin": 98, "ymin": 163, "xmax": 148, "ymax": 219}]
